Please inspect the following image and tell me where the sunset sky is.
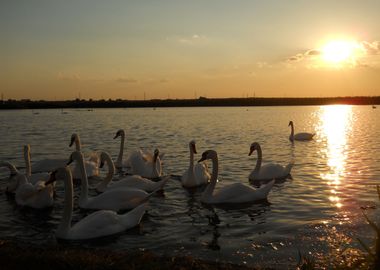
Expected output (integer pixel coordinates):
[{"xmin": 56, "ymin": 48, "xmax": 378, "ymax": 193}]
[{"xmin": 1, "ymin": 0, "xmax": 380, "ymax": 100}]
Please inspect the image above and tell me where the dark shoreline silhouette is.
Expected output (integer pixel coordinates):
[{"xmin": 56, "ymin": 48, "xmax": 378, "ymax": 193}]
[{"xmin": 1, "ymin": 96, "xmax": 379, "ymax": 110}]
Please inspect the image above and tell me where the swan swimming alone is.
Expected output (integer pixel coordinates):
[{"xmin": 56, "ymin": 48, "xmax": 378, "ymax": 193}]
[
  {"xmin": 248, "ymin": 142, "xmax": 293, "ymax": 181},
  {"xmin": 198, "ymin": 150, "xmax": 275, "ymax": 204},
  {"xmin": 69, "ymin": 133, "xmax": 99, "ymax": 179},
  {"xmin": 69, "ymin": 151, "xmax": 155, "ymax": 211},
  {"xmin": 181, "ymin": 140, "xmax": 210, "ymax": 188},
  {"xmin": 288, "ymin": 121, "xmax": 315, "ymax": 142},
  {"xmin": 95, "ymin": 151, "xmax": 170, "ymax": 193},
  {"xmin": 129, "ymin": 148, "xmax": 162, "ymax": 179},
  {"xmin": 45, "ymin": 167, "xmax": 147, "ymax": 240}
]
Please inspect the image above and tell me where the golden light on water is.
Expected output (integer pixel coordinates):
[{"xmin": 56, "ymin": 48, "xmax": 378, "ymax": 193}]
[{"xmin": 319, "ymin": 105, "xmax": 352, "ymax": 208}]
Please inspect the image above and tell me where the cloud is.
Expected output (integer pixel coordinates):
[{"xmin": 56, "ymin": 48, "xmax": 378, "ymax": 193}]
[
  {"xmin": 287, "ymin": 49, "xmax": 321, "ymax": 62},
  {"xmin": 361, "ymin": 41, "xmax": 380, "ymax": 55},
  {"xmin": 177, "ymin": 34, "xmax": 208, "ymax": 45},
  {"xmin": 57, "ymin": 72, "xmax": 81, "ymax": 81},
  {"xmin": 115, "ymin": 77, "xmax": 138, "ymax": 83}
]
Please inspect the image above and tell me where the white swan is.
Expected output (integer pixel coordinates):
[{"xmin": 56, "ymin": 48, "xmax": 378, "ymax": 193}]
[
  {"xmin": 198, "ymin": 150, "xmax": 275, "ymax": 204},
  {"xmin": 248, "ymin": 142, "xmax": 293, "ymax": 181},
  {"xmin": 69, "ymin": 133, "xmax": 99, "ymax": 179},
  {"xmin": 0, "ymin": 161, "xmax": 54, "ymax": 208},
  {"xmin": 181, "ymin": 140, "xmax": 210, "ymax": 188},
  {"xmin": 95, "ymin": 151, "xmax": 170, "ymax": 193},
  {"xmin": 129, "ymin": 148, "xmax": 162, "ymax": 179},
  {"xmin": 288, "ymin": 121, "xmax": 315, "ymax": 141},
  {"xmin": 24, "ymin": 145, "xmax": 50, "ymax": 185},
  {"xmin": 69, "ymin": 151, "xmax": 154, "ymax": 211},
  {"xmin": 46, "ymin": 167, "xmax": 147, "ymax": 240}
]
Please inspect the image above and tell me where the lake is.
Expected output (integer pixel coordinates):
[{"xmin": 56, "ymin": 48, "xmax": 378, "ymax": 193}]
[{"xmin": 0, "ymin": 105, "xmax": 379, "ymax": 268}]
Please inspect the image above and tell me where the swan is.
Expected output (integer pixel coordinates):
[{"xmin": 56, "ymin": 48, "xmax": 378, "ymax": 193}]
[
  {"xmin": 45, "ymin": 167, "xmax": 147, "ymax": 240},
  {"xmin": 129, "ymin": 148, "xmax": 162, "ymax": 179},
  {"xmin": 69, "ymin": 133, "xmax": 99, "ymax": 179},
  {"xmin": 69, "ymin": 151, "xmax": 154, "ymax": 211},
  {"xmin": 0, "ymin": 161, "xmax": 24, "ymax": 193},
  {"xmin": 288, "ymin": 121, "xmax": 315, "ymax": 141},
  {"xmin": 248, "ymin": 142, "xmax": 293, "ymax": 181},
  {"xmin": 181, "ymin": 140, "xmax": 210, "ymax": 188},
  {"xmin": 23, "ymin": 145, "xmax": 50, "ymax": 185},
  {"xmin": 95, "ymin": 151, "xmax": 170, "ymax": 193},
  {"xmin": 198, "ymin": 150, "xmax": 275, "ymax": 204},
  {"xmin": 0, "ymin": 161, "xmax": 54, "ymax": 208}
]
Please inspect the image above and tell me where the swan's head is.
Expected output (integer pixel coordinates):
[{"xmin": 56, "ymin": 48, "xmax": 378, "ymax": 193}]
[
  {"xmin": 69, "ymin": 133, "xmax": 79, "ymax": 147},
  {"xmin": 114, "ymin": 129, "xmax": 125, "ymax": 139},
  {"xmin": 189, "ymin": 140, "xmax": 197, "ymax": 154},
  {"xmin": 45, "ymin": 167, "xmax": 71, "ymax": 186},
  {"xmin": 67, "ymin": 151, "xmax": 83, "ymax": 165},
  {"xmin": 198, "ymin": 150, "xmax": 217, "ymax": 162},
  {"xmin": 248, "ymin": 142, "xmax": 260, "ymax": 156},
  {"xmin": 288, "ymin": 121, "xmax": 293, "ymax": 127}
]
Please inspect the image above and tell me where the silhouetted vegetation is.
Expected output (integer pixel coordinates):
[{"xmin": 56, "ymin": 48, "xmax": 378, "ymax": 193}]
[{"xmin": 1, "ymin": 96, "xmax": 380, "ymax": 109}]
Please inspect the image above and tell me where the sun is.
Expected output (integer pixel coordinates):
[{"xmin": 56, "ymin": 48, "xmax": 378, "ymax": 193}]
[{"xmin": 321, "ymin": 40, "xmax": 358, "ymax": 64}]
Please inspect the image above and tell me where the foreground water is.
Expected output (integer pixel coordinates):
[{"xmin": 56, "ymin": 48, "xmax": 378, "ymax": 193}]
[{"xmin": 0, "ymin": 106, "xmax": 379, "ymax": 268}]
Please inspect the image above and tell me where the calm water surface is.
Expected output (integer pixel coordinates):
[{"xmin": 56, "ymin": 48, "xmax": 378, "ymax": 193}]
[{"xmin": 1, "ymin": 106, "xmax": 380, "ymax": 268}]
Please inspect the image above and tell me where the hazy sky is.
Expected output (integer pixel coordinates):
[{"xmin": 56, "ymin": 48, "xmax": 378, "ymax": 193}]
[{"xmin": 1, "ymin": 0, "xmax": 380, "ymax": 100}]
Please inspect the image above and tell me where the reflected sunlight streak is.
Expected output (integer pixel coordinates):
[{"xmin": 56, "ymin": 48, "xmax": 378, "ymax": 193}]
[{"xmin": 319, "ymin": 105, "xmax": 352, "ymax": 208}]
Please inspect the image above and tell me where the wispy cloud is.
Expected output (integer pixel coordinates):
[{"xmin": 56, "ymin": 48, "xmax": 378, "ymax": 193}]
[
  {"xmin": 57, "ymin": 72, "xmax": 81, "ymax": 81},
  {"xmin": 115, "ymin": 77, "xmax": 138, "ymax": 83},
  {"xmin": 177, "ymin": 34, "xmax": 208, "ymax": 45}
]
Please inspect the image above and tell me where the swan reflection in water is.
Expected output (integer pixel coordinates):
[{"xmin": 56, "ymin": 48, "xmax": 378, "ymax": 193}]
[{"xmin": 319, "ymin": 105, "xmax": 352, "ymax": 209}]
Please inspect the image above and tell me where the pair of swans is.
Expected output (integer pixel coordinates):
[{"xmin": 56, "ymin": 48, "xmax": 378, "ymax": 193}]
[
  {"xmin": 114, "ymin": 129, "xmax": 163, "ymax": 178},
  {"xmin": 0, "ymin": 161, "xmax": 54, "ymax": 209},
  {"xmin": 248, "ymin": 142, "xmax": 293, "ymax": 181},
  {"xmin": 198, "ymin": 150, "xmax": 274, "ymax": 204},
  {"xmin": 288, "ymin": 121, "xmax": 315, "ymax": 142},
  {"xmin": 181, "ymin": 140, "xmax": 210, "ymax": 188},
  {"xmin": 46, "ymin": 167, "xmax": 147, "ymax": 240},
  {"xmin": 95, "ymin": 151, "xmax": 169, "ymax": 193},
  {"xmin": 69, "ymin": 151, "xmax": 157, "ymax": 211}
]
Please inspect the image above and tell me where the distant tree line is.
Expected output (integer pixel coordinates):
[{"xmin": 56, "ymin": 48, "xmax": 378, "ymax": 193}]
[{"xmin": 1, "ymin": 96, "xmax": 379, "ymax": 110}]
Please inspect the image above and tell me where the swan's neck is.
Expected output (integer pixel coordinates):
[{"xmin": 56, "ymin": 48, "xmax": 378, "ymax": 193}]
[
  {"xmin": 202, "ymin": 155, "xmax": 218, "ymax": 200},
  {"xmin": 253, "ymin": 145, "xmax": 262, "ymax": 174},
  {"xmin": 24, "ymin": 150, "xmax": 32, "ymax": 178},
  {"xmin": 57, "ymin": 170, "xmax": 73, "ymax": 238},
  {"xmin": 116, "ymin": 134, "xmax": 125, "ymax": 167},
  {"xmin": 289, "ymin": 123, "xmax": 294, "ymax": 140},
  {"xmin": 74, "ymin": 135, "xmax": 81, "ymax": 151},
  {"xmin": 98, "ymin": 155, "xmax": 115, "ymax": 191},
  {"xmin": 77, "ymin": 154, "xmax": 89, "ymax": 206},
  {"xmin": 151, "ymin": 156, "xmax": 160, "ymax": 178},
  {"xmin": 188, "ymin": 147, "xmax": 195, "ymax": 174}
]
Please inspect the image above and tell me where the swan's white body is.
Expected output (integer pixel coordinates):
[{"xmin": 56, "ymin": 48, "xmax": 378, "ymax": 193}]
[
  {"xmin": 181, "ymin": 140, "xmax": 210, "ymax": 188},
  {"xmin": 69, "ymin": 133, "xmax": 99, "ymax": 179},
  {"xmin": 199, "ymin": 150, "xmax": 274, "ymax": 204},
  {"xmin": 288, "ymin": 121, "xmax": 315, "ymax": 141},
  {"xmin": 129, "ymin": 149, "xmax": 162, "ymax": 179},
  {"xmin": 24, "ymin": 145, "xmax": 50, "ymax": 185},
  {"xmin": 48, "ymin": 167, "xmax": 147, "ymax": 240},
  {"xmin": 96, "ymin": 152, "xmax": 169, "ymax": 193},
  {"xmin": 71, "ymin": 151, "xmax": 152, "ymax": 211},
  {"xmin": 248, "ymin": 142, "xmax": 293, "ymax": 181}
]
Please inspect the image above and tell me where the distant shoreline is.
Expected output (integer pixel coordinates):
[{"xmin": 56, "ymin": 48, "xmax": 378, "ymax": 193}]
[{"xmin": 1, "ymin": 96, "xmax": 379, "ymax": 110}]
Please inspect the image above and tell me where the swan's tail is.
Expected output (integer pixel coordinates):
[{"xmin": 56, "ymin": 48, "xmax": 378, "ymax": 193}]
[
  {"xmin": 285, "ymin": 162, "xmax": 294, "ymax": 175},
  {"xmin": 121, "ymin": 203, "xmax": 148, "ymax": 229},
  {"xmin": 154, "ymin": 175, "xmax": 170, "ymax": 190},
  {"xmin": 257, "ymin": 179, "xmax": 275, "ymax": 200}
]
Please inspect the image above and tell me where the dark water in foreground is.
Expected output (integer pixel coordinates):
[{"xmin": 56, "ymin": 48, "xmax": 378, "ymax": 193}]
[{"xmin": 0, "ymin": 106, "xmax": 379, "ymax": 268}]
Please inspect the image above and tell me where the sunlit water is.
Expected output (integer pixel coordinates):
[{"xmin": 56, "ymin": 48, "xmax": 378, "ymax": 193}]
[{"xmin": 1, "ymin": 106, "xmax": 379, "ymax": 268}]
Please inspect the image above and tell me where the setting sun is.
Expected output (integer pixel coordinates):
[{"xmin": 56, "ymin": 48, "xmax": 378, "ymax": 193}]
[{"xmin": 321, "ymin": 40, "xmax": 358, "ymax": 64}]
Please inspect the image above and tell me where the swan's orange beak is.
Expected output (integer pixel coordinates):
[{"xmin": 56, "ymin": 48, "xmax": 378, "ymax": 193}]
[
  {"xmin": 248, "ymin": 147, "xmax": 254, "ymax": 156},
  {"xmin": 69, "ymin": 136, "xmax": 75, "ymax": 147},
  {"xmin": 113, "ymin": 133, "xmax": 119, "ymax": 139}
]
